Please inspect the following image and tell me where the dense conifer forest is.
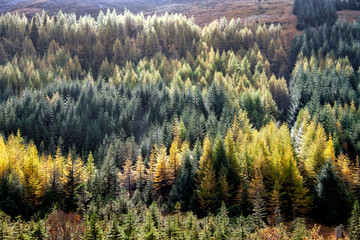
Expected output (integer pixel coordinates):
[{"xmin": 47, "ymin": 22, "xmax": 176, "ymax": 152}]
[{"xmin": 0, "ymin": 0, "xmax": 360, "ymax": 238}]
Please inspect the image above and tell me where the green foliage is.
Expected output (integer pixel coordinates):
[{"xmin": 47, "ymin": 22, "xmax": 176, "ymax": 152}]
[
  {"xmin": 29, "ymin": 220, "xmax": 45, "ymax": 240},
  {"xmin": 84, "ymin": 213, "xmax": 102, "ymax": 240},
  {"xmin": 293, "ymin": 0, "xmax": 337, "ymax": 30},
  {"xmin": 100, "ymin": 145, "xmax": 118, "ymax": 198},
  {"xmin": 349, "ymin": 200, "xmax": 360, "ymax": 240},
  {"xmin": 0, "ymin": 7, "xmax": 359, "ymax": 235},
  {"xmin": 168, "ymin": 149, "xmax": 197, "ymax": 211},
  {"xmin": 107, "ymin": 218, "xmax": 121, "ymax": 240},
  {"xmin": 315, "ymin": 161, "xmax": 350, "ymax": 225},
  {"xmin": 252, "ymin": 192, "xmax": 266, "ymax": 229},
  {"xmin": 291, "ymin": 218, "xmax": 309, "ymax": 240}
]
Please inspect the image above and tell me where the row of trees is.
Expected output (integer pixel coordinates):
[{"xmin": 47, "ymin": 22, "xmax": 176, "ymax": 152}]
[
  {"xmin": 0, "ymin": 205, "xmax": 337, "ymax": 240},
  {"xmin": 1, "ymin": 110, "xmax": 359, "ymax": 226},
  {"xmin": 0, "ymin": 10, "xmax": 288, "ymax": 79},
  {"xmin": 287, "ymin": 54, "xmax": 357, "ymax": 124},
  {"xmin": 289, "ymin": 21, "xmax": 360, "ymax": 70},
  {"xmin": 1, "ymin": 8, "xmax": 360, "ymax": 236},
  {"xmin": 0, "ymin": 48, "xmax": 289, "ymax": 159},
  {"xmin": 335, "ymin": 0, "xmax": 360, "ymax": 10},
  {"xmin": 293, "ymin": 0, "xmax": 337, "ymax": 30}
]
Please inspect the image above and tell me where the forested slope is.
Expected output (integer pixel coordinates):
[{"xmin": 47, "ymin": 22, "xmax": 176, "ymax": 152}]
[{"xmin": 0, "ymin": 6, "xmax": 359, "ymax": 239}]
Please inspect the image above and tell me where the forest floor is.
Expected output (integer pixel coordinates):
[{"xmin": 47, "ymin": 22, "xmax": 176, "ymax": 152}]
[{"xmin": 3, "ymin": 0, "xmax": 360, "ymax": 48}]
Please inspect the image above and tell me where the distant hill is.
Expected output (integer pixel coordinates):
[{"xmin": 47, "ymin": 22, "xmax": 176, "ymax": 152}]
[
  {"xmin": 1, "ymin": 0, "xmax": 359, "ymax": 45},
  {"xmin": 0, "ymin": 0, "xmax": 299, "ymax": 40}
]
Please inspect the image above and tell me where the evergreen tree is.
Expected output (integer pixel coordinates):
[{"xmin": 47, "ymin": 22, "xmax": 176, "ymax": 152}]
[
  {"xmin": 169, "ymin": 149, "xmax": 196, "ymax": 211},
  {"xmin": 121, "ymin": 153, "xmax": 135, "ymax": 197},
  {"xmin": 84, "ymin": 213, "xmax": 102, "ymax": 240},
  {"xmin": 61, "ymin": 153, "xmax": 84, "ymax": 211},
  {"xmin": 154, "ymin": 145, "xmax": 171, "ymax": 199},
  {"xmin": 107, "ymin": 218, "xmax": 121, "ymax": 240},
  {"xmin": 100, "ymin": 145, "xmax": 118, "ymax": 198},
  {"xmin": 30, "ymin": 18, "xmax": 39, "ymax": 50},
  {"xmin": 315, "ymin": 161, "xmax": 350, "ymax": 225},
  {"xmin": 134, "ymin": 155, "xmax": 147, "ymax": 191},
  {"xmin": 197, "ymin": 161, "xmax": 217, "ymax": 214},
  {"xmin": 349, "ymin": 200, "xmax": 360, "ymax": 240},
  {"xmin": 252, "ymin": 192, "xmax": 266, "ymax": 229}
]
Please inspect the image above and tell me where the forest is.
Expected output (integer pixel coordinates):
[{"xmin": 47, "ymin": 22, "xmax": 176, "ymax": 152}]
[{"xmin": 0, "ymin": 0, "xmax": 360, "ymax": 238}]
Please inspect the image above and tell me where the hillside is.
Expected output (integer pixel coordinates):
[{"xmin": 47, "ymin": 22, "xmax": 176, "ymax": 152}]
[
  {"xmin": 3, "ymin": 0, "xmax": 360, "ymax": 49},
  {"xmin": 1, "ymin": 0, "xmax": 360, "ymax": 239},
  {"xmin": 2, "ymin": 0, "xmax": 300, "ymax": 41}
]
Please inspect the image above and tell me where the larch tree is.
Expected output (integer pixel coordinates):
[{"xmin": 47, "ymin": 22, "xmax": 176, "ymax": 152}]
[
  {"xmin": 197, "ymin": 136, "xmax": 212, "ymax": 185},
  {"xmin": 134, "ymin": 155, "xmax": 147, "ymax": 191},
  {"xmin": 121, "ymin": 153, "xmax": 135, "ymax": 198},
  {"xmin": 112, "ymin": 38, "xmax": 125, "ymax": 66},
  {"xmin": 154, "ymin": 145, "xmax": 171, "ymax": 198},
  {"xmin": 197, "ymin": 161, "xmax": 217, "ymax": 214},
  {"xmin": 168, "ymin": 119, "xmax": 182, "ymax": 185}
]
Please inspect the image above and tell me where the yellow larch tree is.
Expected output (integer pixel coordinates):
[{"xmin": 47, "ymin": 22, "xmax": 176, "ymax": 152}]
[
  {"xmin": 197, "ymin": 135, "xmax": 212, "ymax": 185},
  {"xmin": 0, "ymin": 136, "xmax": 8, "ymax": 182},
  {"xmin": 168, "ymin": 119, "xmax": 182, "ymax": 184},
  {"xmin": 121, "ymin": 154, "xmax": 135, "ymax": 197},
  {"xmin": 197, "ymin": 161, "xmax": 217, "ymax": 213},
  {"xmin": 154, "ymin": 145, "xmax": 171, "ymax": 198}
]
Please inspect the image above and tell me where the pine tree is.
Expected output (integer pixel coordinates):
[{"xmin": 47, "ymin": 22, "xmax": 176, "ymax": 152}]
[
  {"xmin": 252, "ymin": 192, "xmax": 266, "ymax": 229},
  {"xmin": 100, "ymin": 145, "xmax": 118, "ymax": 197},
  {"xmin": 291, "ymin": 218, "xmax": 309, "ymax": 240},
  {"xmin": 145, "ymin": 27, "xmax": 160, "ymax": 57},
  {"xmin": 218, "ymin": 167, "xmax": 231, "ymax": 204},
  {"xmin": 315, "ymin": 161, "xmax": 350, "ymax": 225},
  {"xmin": 107, "ymin": 218, "xmax": 121, "ymax": 240},
  {"xmin": 61, "ymin": 153, "xmax": 84, "ymax": 211},
  {"xmin": 30, "ymin": 221, "xmax": 45, "ymax": 240},
  {"xmin": 0, "ymin": 43, "xmax": 6, "ymax": 64},
  {"xmin": 212, "ymin": 135, "xmax": 228, "ymax": 177},
  {"xmin": 30, "ymin": 18, "xmax": 39, "ymax": 50},
  {"xmin": 86, "ymin": 152, "xmax": 96, "ymax": 185},
  {"xmin": 134, "ymin": 155, "xmax": 147, "ymax": 191},
  {"xmin": 268, "ymin": 187, "xmax": 282, "ymax": 225},
  {"xmin": 121, "ymin": 154, "xmax": 135, "ymax": 198},
  {"xmin": 169, "ymin": 149, "xmax": 196, "ymax": 211},
  {"xmin": 349, "ymin": 200, "xmax": 360, "ymax": 240},
  {"xmin": 75, "ymin": 182, "xmax": 91, "ymax": 216},
  {"xmin": 112, "ymin": 38, "xmax": 125, "ymax": 66},
  {"xmin": 148, "ymin": 145, "xmax": 158, "ymax": 183},
  {"xmin": 224, "ymin": 129, "xmax": 241, "ymax": 203},
  {"xmin": 124, "ymin": 211, "xmax": 136, "ymax": 239},
  {"xmin": 168, "ymin": 120, "xmax": 181, "ymax": 184},
  {"xmin": 197, "ymin": 136, "xmax": 212, "ymax": 183},
  {"xmin": 215, "ymin": 202, "xmax": 231, "ymax": 239},
  {"xmin": 84, "ymin": 213, "xmax": 102, "ymax": 240}
]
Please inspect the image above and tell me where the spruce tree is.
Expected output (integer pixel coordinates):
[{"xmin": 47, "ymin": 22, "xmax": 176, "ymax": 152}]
[
  {"xmin": 349, "ymin": 200, "xmax": 360, "ymax": 240},
  {"xmin": 100, "ymin": 145, "xmax": 118, "ymax": 198},
  {"xmin": 315, "ymin": 161, "xmax": 350, "ymax": 225},
  {"xmin": 84, "ymin": 213, "xmax": 102, "ymax": 240}
]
